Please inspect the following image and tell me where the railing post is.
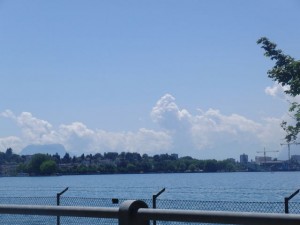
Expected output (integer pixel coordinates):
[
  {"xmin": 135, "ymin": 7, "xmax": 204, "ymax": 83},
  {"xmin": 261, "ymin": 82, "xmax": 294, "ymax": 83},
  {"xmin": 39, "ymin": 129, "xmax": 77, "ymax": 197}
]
[
  {"xmin": 284, "ymin": 189, "xmax": 299, "ymax": 214},
  {"xmin": 152, "ymin": 188, "xmax": 165, "ymax": 225},
  {"xmin": 119, "ymin": 200, "xmax": 149, "ymax": 225},
  {"xmin": 285, "ymin": 197, "xmax": 289, "ymax": 214},
  {"xmin": 57, "ymin": 187, "xmax": 69, "ymax": 225}
]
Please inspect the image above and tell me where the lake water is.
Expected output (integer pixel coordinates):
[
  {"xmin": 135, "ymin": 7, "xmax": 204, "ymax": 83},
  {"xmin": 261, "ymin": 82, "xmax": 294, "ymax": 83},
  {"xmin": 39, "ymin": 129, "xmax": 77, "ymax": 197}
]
[{"xmin": 1, "ymin": 172, "xmax": 300, "ymax": 202}]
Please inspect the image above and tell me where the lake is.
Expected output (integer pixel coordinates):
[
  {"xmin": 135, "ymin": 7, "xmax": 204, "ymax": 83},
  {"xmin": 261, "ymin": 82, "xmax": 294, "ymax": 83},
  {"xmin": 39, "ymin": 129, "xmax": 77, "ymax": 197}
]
[{"xmin": 1, "ymin": 172, "xmax": 300, "ymax": 202}]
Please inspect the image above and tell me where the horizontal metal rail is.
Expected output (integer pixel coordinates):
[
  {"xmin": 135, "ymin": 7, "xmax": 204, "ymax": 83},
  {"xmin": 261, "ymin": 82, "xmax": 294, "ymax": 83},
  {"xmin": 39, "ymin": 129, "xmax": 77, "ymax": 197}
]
[
  {"xmin": 0, "ymin": 204, "xmax": 119, "ymax": 218},
  {"xmin": 137, "ymin": 208, "xmax": 300, "ymax": 225},
  {"xmin": 1, "ymin": 200, "xmax": 300, "ymax": 225}
]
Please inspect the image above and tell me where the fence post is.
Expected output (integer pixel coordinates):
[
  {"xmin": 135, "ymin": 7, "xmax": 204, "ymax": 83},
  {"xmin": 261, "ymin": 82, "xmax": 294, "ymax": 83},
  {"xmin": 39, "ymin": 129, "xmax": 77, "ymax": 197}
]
[
  {"xmin": 152, "ymin": 188, "xmax": 165, "ymax": 225},
  {"xmin": 57, "ymin": 187, "xmax": 69, "ymax": 225},
  {"xmin": 285, "ymin": 197, "xmax": 289, "ymax": 214},
  {"xmin": 284, "ymin": 189, "xmax": 299, "ymax": 214},
  {"xmin": 119, "ymin": 200, "xmax": 149, "ymax": 225}
]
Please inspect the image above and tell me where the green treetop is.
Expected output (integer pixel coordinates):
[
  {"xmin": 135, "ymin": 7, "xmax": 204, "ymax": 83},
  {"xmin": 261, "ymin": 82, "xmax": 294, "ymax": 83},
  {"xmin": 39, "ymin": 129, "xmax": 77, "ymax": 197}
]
[{"xmin": 257, "ymin": 37, "xmax": 300, "ymax": 142}]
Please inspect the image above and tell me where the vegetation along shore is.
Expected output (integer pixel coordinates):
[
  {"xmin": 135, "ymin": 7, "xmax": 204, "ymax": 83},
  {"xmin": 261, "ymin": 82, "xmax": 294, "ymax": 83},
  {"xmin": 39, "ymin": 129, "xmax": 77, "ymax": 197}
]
[{"xmin": 1, "ymin": 148, "xmax": 298, "ymax": 176}]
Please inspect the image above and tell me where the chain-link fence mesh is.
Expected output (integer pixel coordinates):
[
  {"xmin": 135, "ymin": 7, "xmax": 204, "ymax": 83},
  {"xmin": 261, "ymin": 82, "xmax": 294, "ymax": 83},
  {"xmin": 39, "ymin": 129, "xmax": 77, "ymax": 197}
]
[
  {"xmin": 156, "ymin": 199, "xmax": 287, "ymax": 213},
  {"xmin": 0, "ymin": 197, "xmax": 299, "ymax": 225}
]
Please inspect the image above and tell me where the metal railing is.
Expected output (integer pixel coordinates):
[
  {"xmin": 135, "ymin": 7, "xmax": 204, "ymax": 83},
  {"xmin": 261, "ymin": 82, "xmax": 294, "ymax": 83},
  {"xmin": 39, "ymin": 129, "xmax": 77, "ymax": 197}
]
[
  {"xmin": 1, "ymin": 200, "xmax": 300, "ymax": 225},
  {"xmin": 2, "ymin": 196, "xmax": 299, "ymax": 213}
]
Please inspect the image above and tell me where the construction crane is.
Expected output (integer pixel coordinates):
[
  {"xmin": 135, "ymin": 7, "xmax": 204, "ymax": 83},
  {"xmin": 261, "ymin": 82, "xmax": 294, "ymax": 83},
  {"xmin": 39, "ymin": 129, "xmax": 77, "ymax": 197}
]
[{"xmin": 256, "ymin": 148, "xmax": 279, "ymax": 164}]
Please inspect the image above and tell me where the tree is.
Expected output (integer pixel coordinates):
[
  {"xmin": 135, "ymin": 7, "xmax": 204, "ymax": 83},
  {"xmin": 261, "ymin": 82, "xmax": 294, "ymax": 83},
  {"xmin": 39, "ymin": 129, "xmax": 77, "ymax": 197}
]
[
  {"xmin": 40, "ymin": 160, "xmax": 57, "ymax": 175},
  {"xmin": 62, "ymin": 153, "xmax": 71, "ymax": 163},
  {"xmin": 27, "ymin": 154, "xmax": 51, "ymax": 175},
  {"xmin": 257, "ymin": 37, "xmax": 300, "ymax": 142},
  {"xmin": 104, "ymin": 152, "xmax": 118, "ymax": 161},
  {"xmin": 126, "ymin": 163, "xmax": 136, "ymax": 173},
  {"xmin": 5, "ymin": 148, "xmax": 13, "ymax": 158},
  {"xmin": 204, "ymin": 160, "xmax": 218, "ymax": 172},
  {"xmin": 80, "ymin": 153, "xmax": 85, "ymax": 161},
  {"xmin": 0, "ymin": 152, "xmax": 5, "ymax": 163},
  {"xmin": 188, "ymin": 164, "xmax": 197, "ymax": 172},
  {"xmin": 52, "ymin": 153, "xmax": 60, "ymax": 163},
  {"xmin": 16, "ymin": 163, "xmax": 28, "ymax": 173}
]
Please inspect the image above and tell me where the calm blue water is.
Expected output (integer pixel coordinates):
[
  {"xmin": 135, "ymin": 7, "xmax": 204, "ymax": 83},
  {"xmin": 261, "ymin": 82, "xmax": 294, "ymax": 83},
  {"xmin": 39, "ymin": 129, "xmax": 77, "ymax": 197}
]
[{"xmin": 1, "ymin": 172, "xmax": 300, "ymax": 202}]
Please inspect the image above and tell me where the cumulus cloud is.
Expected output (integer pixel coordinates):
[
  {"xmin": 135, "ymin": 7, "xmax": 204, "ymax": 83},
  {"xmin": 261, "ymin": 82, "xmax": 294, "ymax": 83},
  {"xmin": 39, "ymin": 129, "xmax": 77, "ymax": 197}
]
[
  {"xmin": 55, "ymin": 122, "xmax": 172, "ymax": 155},
  {"xmin": 0, "ymin": 111, "xmax": 172, "ymax": 156},
  {"xmin": 151, "ymin": 94, "xmax": 191, "ymax": 130},
  {"xmin": 1, "ymin": 110, "xmax": 17, "ymax": 119},
  {"xmin": 265, "ymin": 83, "xmax": 287, "ymax": 98},
  {"xmin": 151, "ymin": 94, "xmax": 285, "ymax": 159},
  {"xmin": 0, "ymin": 93, "xmax": 287, "ymax": 159},
  {"xmin": 0, "ymin": 136, "xmax": 23, "ymax": 153},
  {"xmin": 1, "ymin": 110, "xmax": 55, "ymax": 143}
]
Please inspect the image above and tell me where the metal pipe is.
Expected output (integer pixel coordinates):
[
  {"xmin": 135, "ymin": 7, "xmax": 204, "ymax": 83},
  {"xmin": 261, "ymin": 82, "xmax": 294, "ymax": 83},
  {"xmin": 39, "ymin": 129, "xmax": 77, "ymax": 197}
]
[
  {"xmin": 287, "ymin": 189, "xmax": 300, "ymax": 201},
  {"xmin": 1, "ymin": 201, "xmax": 300, "ymax": 225},
  {"xmin": 138, "ymin": 208, "xmax": 300, "ymax": 225},
  {"xmin": 0, "ymin": 204, "xmax": 119, "ymax": 218}
]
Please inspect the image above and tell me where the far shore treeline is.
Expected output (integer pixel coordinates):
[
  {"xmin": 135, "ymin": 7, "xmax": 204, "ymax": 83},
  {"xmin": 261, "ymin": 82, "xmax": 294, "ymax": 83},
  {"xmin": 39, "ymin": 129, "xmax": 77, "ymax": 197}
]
[{"xmin": 0, "ymin": 148, "xmax": 251, "ymax": 176}]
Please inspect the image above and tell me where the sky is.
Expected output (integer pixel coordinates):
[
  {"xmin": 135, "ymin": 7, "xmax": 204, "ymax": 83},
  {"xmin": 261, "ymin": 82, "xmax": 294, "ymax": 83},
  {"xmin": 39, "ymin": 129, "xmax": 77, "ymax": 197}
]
[{"xmin": 1, "ymin": 0, "xmax": 300, "ymax": 160}]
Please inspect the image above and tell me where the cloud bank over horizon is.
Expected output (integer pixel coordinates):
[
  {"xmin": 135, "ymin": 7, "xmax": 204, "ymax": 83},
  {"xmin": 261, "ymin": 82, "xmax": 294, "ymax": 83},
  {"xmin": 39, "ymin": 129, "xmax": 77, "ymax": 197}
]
[{"xmin": 0, "ymin": 92, "xmax": 287, "ymax": 160}]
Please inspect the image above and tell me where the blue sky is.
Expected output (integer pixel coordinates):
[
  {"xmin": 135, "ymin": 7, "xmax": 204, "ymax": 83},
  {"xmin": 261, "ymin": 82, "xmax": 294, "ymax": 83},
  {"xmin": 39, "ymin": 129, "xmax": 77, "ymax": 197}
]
[{"xmin": 1, "ymin": 0, "xmax": 300, "ymax": 160}]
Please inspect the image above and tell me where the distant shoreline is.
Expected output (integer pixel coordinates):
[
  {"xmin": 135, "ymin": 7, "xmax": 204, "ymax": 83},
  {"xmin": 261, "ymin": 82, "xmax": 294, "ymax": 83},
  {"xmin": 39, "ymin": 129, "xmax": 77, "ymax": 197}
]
[{"xmin": 1, "ymin": 169, "xmax": 298, "ymax": 178}]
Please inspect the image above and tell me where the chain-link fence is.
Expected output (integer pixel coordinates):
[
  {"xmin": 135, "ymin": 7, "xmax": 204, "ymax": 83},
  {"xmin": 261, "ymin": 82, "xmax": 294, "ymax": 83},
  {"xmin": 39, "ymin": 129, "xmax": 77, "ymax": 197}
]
[
  {"xmin": 156, "ymin": 199, "xmax": 287, "ymax": 213},
  {"xmin": 0, "ymin": 197, "xmax": 299, "ymax": 225}
]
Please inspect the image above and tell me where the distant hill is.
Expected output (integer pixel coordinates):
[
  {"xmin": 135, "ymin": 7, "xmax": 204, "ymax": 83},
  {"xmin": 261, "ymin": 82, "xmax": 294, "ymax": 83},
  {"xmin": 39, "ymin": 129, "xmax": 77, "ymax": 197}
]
[{"xmin": 21, "ymin": 144, "xmax": 67, "ymax": 156}]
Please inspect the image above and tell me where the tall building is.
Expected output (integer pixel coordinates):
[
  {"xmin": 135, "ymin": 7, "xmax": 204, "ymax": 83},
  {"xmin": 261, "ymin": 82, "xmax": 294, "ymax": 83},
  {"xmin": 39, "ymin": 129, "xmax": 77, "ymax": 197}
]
[{"xmin": 240, "ymin": 154, "xmax": 248, "ymax": 164}]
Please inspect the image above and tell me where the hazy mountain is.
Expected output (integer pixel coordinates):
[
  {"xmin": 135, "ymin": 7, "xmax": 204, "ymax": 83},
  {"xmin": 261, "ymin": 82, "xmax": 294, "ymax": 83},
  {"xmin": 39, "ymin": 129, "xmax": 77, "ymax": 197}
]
[{"xmin": 21, "ymin": 144, "xmax": 67, "ymax": 156}]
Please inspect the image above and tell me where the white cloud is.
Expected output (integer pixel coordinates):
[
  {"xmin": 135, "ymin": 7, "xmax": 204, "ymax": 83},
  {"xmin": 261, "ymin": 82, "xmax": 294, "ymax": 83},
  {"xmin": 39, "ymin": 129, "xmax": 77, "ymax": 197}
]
[
  {"xmin": 55, "ymin": 122, "xmax": 172, "ymax": 155},
  {"xmin": 0, "ymin": 93, "xmax": 287, "ymax": 159},
  {"xmin": 265, "ymin": 83, "xmax": 300, "ymax": 103},
  {"xmin": 123, "ymin": 128, "xmax": 172, "ymax": 154},
  {"xmin": 265, "ymin": 83, "xmax": 287, "ymax": 98},
  {"xmin": 1, "ymin": 110, "xmax": 55, "ymax": 143},
  {"xmin": 0, "ymin": 136, "xmax": 23, "ymax": 153},
  {"xmin": 151, "ymin": 94, "xmax": 191, "ymax": 131},
  {"xmin": 1, "ymin": 109, "xmax": 17, "ymax": 119},
  {"xmin": 151, "ymin": 94, "xmax": 285, "ymax": 159},
  {"xmin": 0, "ymin": 111, "xmax": 172, "ymax": 156},
  {"xmin": 0, "ymin": 111, "xmax": 58, "ymax": 152}
]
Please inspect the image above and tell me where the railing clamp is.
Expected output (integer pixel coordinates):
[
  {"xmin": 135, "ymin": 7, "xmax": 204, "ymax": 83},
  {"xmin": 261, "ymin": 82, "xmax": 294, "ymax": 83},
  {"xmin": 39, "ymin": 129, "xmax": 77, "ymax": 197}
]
[{"xmin": 119, "ymin": 200, "xmax": 149, "ymax": 225}]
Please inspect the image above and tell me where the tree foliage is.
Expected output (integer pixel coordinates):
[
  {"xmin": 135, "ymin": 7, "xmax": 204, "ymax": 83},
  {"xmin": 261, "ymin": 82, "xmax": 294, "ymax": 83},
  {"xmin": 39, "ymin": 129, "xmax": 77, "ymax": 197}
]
[
  {"xmin": 40, "ymin": 160, "xmax": 57, "ymax": 175},
  {"xmin": 27, "ymin": 153, "xmax": 57, "ymax": 175},
  {"xmin": 1, "ymin": 148, "xmax": 247, "ymax": 175},
  {"xmin": 257, "ymin": 37, "xmax": 300, "ymax": 142}
]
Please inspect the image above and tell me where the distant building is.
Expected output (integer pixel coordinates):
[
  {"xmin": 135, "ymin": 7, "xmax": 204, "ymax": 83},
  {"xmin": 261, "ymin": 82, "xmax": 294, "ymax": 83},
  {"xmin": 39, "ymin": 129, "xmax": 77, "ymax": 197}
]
[
  {"xmin": 240, "ymin": 154, "xmax": 248, "ymax": 164},
  {"xmin": 226, "ymin": 158, "xmax": 236, "ymax": 163},
  {"xmin": 171, "ymin": 154, "xmax": 178, "ymax": 160},
  {"xmin": 291, "ymin": 155, "xmax": 300, "ymax": 163},
  {"xmin": 255, "ymin": 156, "xmax": 272, "ymax": 165},
  {"xmin": 262, "ymin": 160, "xmax": 285, "ymax": 171}
]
